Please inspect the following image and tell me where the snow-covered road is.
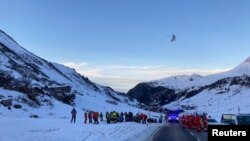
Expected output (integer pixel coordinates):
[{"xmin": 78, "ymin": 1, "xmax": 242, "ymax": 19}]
[{"xmin": 0, "ymin": 118, "xmax": 160, "ymax": 141}]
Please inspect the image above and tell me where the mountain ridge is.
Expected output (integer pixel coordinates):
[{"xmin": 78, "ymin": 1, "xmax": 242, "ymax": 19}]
[
  {"xmin": 0, "ymin": 30, "xmax": 141, "ymax": 118},
  {"xmin": 127, "ymin": 56, "xmax": 250, "ymax": 111}
]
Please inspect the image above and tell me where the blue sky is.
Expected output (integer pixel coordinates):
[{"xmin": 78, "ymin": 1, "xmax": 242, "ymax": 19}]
[{"xmin": 1, "ymin": 0, "xmax": 250, "ymax": 92}]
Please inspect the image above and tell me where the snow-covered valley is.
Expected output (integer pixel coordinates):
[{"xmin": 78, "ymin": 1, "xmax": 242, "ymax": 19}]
[{"xmin": 0, "ymin": 118, "xmax": 160, "ymax": 141}]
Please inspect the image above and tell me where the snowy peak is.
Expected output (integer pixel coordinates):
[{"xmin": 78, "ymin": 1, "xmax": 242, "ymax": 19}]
[
  {"xmin": 0, "ymin": 30, "xmax": 18, "ymax": 45},
  {"xmin": 0, "ymin": 30, "xmax": 27, "ymax": 55},
  {"xmin": 150, "ymin": 56, "xmax": 250, "ymax": 89},
  {"xmin": 149, "ymin": 74, "xmax": 204, "ymax": 90},
  {"xmin": 237, "ymin": 56, "xmax": 250, "ymax": 66},
  {"xmin": 244, "ymin": 56, "xmax": 250, "ymax": 63},
  {"xmin": 229, "ymin": 56, "xmax": 250, "ymax": 76}
]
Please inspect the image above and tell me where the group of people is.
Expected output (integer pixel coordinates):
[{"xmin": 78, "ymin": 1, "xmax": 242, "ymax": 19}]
[
  {"xmin": 105, "ymin": 111, "xmax": 149, "ymax": 124},
  {"xmin": 84, "ymin": 111, "xmax": 104, "ymax": 124},
  {"xmin": 71, "ymin": 108, "xmax": 162, "ymax": 125},
  {"xmin": 71, "ymin": 108, "xmax": 104, "ymax": 124},
  {"xmin": 180, "ymin": 114, "xmax": 208, "ymax": 131}
]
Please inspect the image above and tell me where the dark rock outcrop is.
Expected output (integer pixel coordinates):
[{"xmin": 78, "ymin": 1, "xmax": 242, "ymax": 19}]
[
  {"xmin": 1, "ymin": 99, "xmax": 12, "ymax": 107},
  {"xmin": 13, "ymin": 104, "xmax": 22, "ymax": 109},
  {"xmin": 127, "ymin": 83, "xmax": 177, "ymax": 106}
]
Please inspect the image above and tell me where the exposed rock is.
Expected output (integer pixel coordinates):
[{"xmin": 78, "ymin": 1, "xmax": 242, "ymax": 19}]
[
  {"xmin": 127, "ymin": 83, "xmax": 177, "ymax": 106},
  {"xmin": 13, "ymin": 104, "xmax": 22, "ymax": 109},
  {"xmin": 30, "ymin": 115, "xmax": 39, "ymax": 118},
  {"xmin": 1, "ymin": 99, "xmax": 12, "ymax": 107},
  {"xmin": 105, "ymin": 100, "xmax": 118, "ymax": 105},
  {"xmin": 0, "ymin": 95, "xmax": 4, "ymax": 99}
]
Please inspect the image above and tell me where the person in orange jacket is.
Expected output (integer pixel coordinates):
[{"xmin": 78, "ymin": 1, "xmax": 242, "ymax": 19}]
[
  {"xmin": 195, "ymin": 115, "xmax": 201, "ymax": 132},
  {"xmin": 203, "ymin": 116, "xmax": 208, "ymax": 131}
]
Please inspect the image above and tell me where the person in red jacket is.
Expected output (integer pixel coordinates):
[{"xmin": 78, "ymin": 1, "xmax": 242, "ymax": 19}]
[
  {"xmin": 84, "ymin": 111, "xmax": 88, "ymax": 124},
  {"xmin": 93, "ymin": 112, "xmax": 99, "ymax": 124},
  {"xmin": 142, "ymin": 114, "xmax": 147, "ymax": 124},
  {"xmin": 195, "ymin": 115, "xmax": 201, "ymax": 132}
]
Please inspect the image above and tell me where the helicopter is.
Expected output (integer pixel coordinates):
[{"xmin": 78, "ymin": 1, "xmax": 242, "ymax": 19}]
[
  {"xmin": 170, "ymin": 33, "xmax": 176, "ymax": 42},
  {"xmin": 166, "ymin": 33, "xmax": 178, "ymax": 43}
]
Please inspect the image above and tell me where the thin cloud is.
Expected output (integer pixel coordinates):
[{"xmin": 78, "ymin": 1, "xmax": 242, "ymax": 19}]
[
  {"xmin": 63, "ymin": 62, "xmax": 88, "ymax": 67},
  {"xmin": 62, "ymin": 62, "xmax": 231, "ymax": 92},
  {"xmin": 107, "ymin": 65, "xmax": 163, "ymax": 70}
]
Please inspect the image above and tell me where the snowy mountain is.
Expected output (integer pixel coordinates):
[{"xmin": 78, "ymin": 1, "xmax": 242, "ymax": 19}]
[
  {"xmin": 150, "ymin": 57, "xmax": 250, "ymax": 90},
  {"xmin": 127, "ymin": 57, "xmax": 250, "ymax": 114},
  {"xmin": 0, "ymin": 30, "xmax": 142, "ymax": 118}
]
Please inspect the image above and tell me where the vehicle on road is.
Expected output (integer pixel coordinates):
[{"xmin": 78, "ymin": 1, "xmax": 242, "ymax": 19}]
[
  {"xmin": 168, "ymin": 113, "xmax": 179, "ymax": 122},
  {"xmin": 221, "ymin": 114, "xmax": 250, "ymax": 125},
  {"xmin": 207, "ymin": 118, "xmax": 219, "ymax": 125},
  {"xmin": 221, "ymin": 114, "xmax": 235, "ymax": 124},
  {"xmin": 166, "ymin": 109, "xmax": 182, "ymax": 122}
]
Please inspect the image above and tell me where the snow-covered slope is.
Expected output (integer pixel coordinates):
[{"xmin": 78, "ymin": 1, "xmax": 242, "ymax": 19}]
[
  {"xmin": 0, "ymin": 29, "xmax": 142, "ymax": 118},
  {"xmin": 128, "ymin": 56, "xmax": 250, "ymax": 115},
  {"xmin": 166, "ymin": 84, "xmax": 250, "ymax": 121},
  {"xmin": 165, "ymin": 59, "xmax": 250, "ymax": 119}
]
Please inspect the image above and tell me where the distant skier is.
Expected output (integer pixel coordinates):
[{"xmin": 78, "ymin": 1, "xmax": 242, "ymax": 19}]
[
  {"xmin": 84, "ymin": 111, "xmax": 88, "ymax": 124},
  {"xmin": 71, "ymin": 108, "xmax": 77, "ymax": 123}
]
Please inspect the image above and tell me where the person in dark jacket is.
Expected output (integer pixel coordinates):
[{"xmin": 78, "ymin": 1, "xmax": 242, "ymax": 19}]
[
  {"xmin": 120, "ymin": 112, "xmax": 124, "ymax": 122},
  {"xmin": 84, "ymin": 111, "xmax": 88, "ymax": 124},
  {"xmin": 71, "ymin": 108, "xmax": 77, "ymax": 123},
  {"xmin": 88, "ymin": 111, "xmax": 93, "ymax": 124},
  {"xmin": 129, "ymin": 112, "xmax": 133, "ymax": 122},
  {"xmin": 106, "ymin": 112, "xmax": 110, "ymax": 124},
  {"xmin": 125, "ymin": 112, "xmax": 128, "ymax": 122},
  {"xmin": 100, "ymin": 112, "xmax": 104, "ymax": 121}
]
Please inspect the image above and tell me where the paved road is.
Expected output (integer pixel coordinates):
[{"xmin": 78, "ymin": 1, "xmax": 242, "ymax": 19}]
[{"xmin": 153, "ymin": 123, "xmax": 208, "ymax": 141}]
